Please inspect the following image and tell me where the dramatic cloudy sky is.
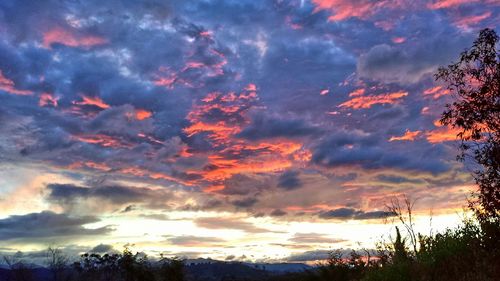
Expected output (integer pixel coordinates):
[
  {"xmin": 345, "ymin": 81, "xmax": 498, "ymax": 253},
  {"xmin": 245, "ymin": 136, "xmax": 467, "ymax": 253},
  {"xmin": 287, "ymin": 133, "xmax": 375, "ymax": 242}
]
[{"xmin": 0, "ymin": 0, "xmax": 498, "ymax": 263}]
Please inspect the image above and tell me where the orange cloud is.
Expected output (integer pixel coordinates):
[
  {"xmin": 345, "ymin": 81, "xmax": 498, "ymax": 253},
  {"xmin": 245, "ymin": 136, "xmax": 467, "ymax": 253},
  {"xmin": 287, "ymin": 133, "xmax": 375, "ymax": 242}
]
[
  {"xmin": 293, "ymin": 149, "xmax": 312, "ymax": 162},
  {"xmin": 339, "ymin": 91, "xmax": 408, "ymax": 109},
  {"xmin": 184, "ymin": 121, "xmax": 241, "ymax": 143},
  {"xmin": 425, "ymin": 121, "xmax": 464, "ymax": 143},
  {"xmin": 202, "ymin": 155, "xmax": 293, "ymax": 182},
  {"xmin": 73, "ymin": 95, "xmax": 110, "ymax": 109},
  {"xmin": 43, "ymin": 27, "xmax": 107, "ymax": 49},
  {"xmin": 39, "ymin": 92, "xmax": 58, "ymax": 107},
  {"xmin": 348, "ymin": 88, "xmax": 365, "ymax": 97},
  {"xmin": 389, "ymin": 130, "xmax": 422, "ymax": 141},
  {"xmin": 320, "ymin": 89, "xmax": 330, "ymax": 96},
  {"xmin": 135, "ymin": 109, "xmax": 152, "ymax": 120},
  {"xmin": 182, "ymin": 86, "xmax": 309, "ymax": 192},
  {"xmin": 72, "ymin": 134, "xmax": 133, "ymax": 148},
  {"xmin": 0, "ymin": 70, "xmax": 33, "ymax": 96},
  {"xmin": 426, "ymin": 127, "xmax": 460, "ymax": 143},
  {"xmin": 423, "ymin": 86, "xmax": 450, "ymax": 99}
]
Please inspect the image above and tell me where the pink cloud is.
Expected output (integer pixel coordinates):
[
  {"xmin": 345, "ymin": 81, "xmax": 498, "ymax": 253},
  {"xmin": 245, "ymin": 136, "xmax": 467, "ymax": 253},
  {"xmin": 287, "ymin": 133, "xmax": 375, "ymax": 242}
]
[
  {"xmin": 311, "ymin": 0, "xmax": 408, "ymax": 22},
  {"xmin": 245, "ymin": 83, "xmax": 257, "ymax": 92},
  {"xmin": 0, "ymin": 70, "xmax": 33, "ymax": 96},
  {"xmin": 392, "ymin": 37, "xmax": 406, "ymax": 44},
  {"xmin": 453, "ymin": 11, "xmax": 492, "ymax": 30},
  {"xmin": 43, "ymin": 27, "xmax": 107, "ymax": 49},
  {"xmin": 73, "ymin": 95, "xmax": 110, "ymax": 109},
  {"xmin": 39, "ymin": 92, "xmax": 58, "ymax": 107},
  {"xmin": 427, "ymin": 0, "xmax": 480, "ymax": 9},
  {"xmin": 389, "ymin": 130, "xmax": 422, "ymax": 141}
]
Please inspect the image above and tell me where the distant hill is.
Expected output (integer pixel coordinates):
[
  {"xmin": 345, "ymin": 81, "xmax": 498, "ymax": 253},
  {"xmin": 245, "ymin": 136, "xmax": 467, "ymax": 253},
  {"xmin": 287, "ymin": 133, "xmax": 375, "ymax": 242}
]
[
  {"xmin": 247, "ymin": 263, "xmax": 312, "ymax": 273},
  {"xmin": 0, "ymin": 260, "xmax": 312, "ymax": 281},
  {"xmin": 0, "ymin": 267, "xmax": 51, "ymax": 281},
  {"xmin": 185, "ymin": 261, "xmax": 269, "ymax": 281}
]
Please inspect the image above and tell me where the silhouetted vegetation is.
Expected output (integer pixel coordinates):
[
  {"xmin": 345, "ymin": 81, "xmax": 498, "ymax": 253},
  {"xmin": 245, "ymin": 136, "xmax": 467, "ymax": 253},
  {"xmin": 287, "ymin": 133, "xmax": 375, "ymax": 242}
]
[
  {"xmin": 436, "ymin": 28, "xmax": 500, "ymax": 220},
  {"xmin": 1, "ymin": 27, "xmax": 499, "ymax": 281},
  {"xmin": 2, "ymin": 252, "xmax": 35, "ymax": 281},
  {"xmin": 70, "ymin": 248, "xmax": 181, "ymax": 281}
]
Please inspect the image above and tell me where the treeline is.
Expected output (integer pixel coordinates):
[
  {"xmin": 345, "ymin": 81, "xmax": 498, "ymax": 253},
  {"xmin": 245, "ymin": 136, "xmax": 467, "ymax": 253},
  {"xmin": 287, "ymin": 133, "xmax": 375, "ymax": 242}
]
[
  {"xmin": 273, "ymin": 216, "xmax": 500, "ymax": 281},
  {"xmin": 2, "ymin": 249, "xmax": 185, "ymax": 281}
]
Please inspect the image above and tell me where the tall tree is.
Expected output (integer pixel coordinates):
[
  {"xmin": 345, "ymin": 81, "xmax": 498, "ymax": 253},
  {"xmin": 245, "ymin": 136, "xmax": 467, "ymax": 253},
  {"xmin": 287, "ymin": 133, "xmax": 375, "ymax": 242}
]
[{"xmin": 436, "ymin": 28, "xmax": 500, "ymax": 219}]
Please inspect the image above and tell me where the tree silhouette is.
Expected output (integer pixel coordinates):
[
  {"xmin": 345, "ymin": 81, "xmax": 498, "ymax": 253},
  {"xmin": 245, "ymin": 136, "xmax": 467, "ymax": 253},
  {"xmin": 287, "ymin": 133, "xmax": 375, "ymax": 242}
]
[
  {"xmin": 3, "ymin": 252, "xmax": 34, "ymax": 281},
  {"xmin": 46, "ymin": 247, "xmax": 68, "ymax": 281},
  {"xmin": 436, "ymin": 28, "xmax": 500, "ymax": 219},
  {"xmin": 159, "ymin": 255, "xmax": 185, "ymax": 281}
]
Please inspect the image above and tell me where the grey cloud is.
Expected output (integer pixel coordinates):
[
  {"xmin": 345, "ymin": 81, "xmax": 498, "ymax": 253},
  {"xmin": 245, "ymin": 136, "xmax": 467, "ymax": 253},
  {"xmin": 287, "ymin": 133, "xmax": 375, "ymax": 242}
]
[
  {"xmin": 286, "ymin": 248, "xmax": 374, "ymax": 262},
  {"xmin": 289, "ymin": 233, "xmax": 346, "ymax": 244},
  {"xmin": 194, "ymin": 217, "xmax": 273, "ymax": 233},
  {"xmin": 237, "ymin": 116, "xmax": 319, "ymax": 141},
  {"xmin": 0, "ymin": 211, "xmax": 112, "ymax": 240},
  {"xmin": 166, "ymin": 235, "xmax": 226, "ymax": 246},
  {"xmin": 318, "ymin": 207, "xmax": 395, "ymax": 220},
  {"xmin": 376, "ymin": 174, "xmax": 424, "ymax": 184},
  {"xmin": 269, "ymin": 209, "xmax": 287, "ymax": 217},
  {"xmin": 91, "ymin": 244, "xmax": 115, "ymax": 253},
  {"xmin": 286, "ymin": 250, "xmax": 332, "ymax": 262},
  {"xmin": 231, "ymin": 197, "xmax": 258, "ymax": 208},
  {"xmin": 357, "ymin": 28, "xmax": 471, "ymax": 84},
  {"xmin": 312, "ymin": 131, "xmax": 450, "ymax": 174},
  {"xmin": 46, "ymin": 183, "xmax": 174, "ymax": 211},
  {"xmin": 277, "ymin": 170, "xmax": 302, "ymax": 190}
]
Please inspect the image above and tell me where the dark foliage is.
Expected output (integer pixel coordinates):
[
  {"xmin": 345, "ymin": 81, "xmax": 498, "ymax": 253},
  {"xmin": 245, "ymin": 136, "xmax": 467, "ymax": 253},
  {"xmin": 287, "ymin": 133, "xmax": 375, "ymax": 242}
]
[{"xmin": 436, "ymin": 28, "xmax": 500, "ymax": 219}]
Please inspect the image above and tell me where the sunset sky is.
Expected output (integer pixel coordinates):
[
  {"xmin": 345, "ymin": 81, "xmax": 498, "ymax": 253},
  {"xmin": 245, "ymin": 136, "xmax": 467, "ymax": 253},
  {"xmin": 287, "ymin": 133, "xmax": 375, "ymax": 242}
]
[{"xmin": 0, "ymin": 0, "xmax": 498, "ymax": 263}]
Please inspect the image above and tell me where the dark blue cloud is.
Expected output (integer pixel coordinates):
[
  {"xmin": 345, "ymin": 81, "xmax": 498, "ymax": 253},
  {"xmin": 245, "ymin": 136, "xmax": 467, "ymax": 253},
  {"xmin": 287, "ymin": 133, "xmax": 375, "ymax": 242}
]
[
  {"xmin": 46, "ymin": 183, "xmax": 175, "ymax": 211},
  {"xmin": 318, "ymin": 208, "xmax": 395, "ymax": 220},
  {"xmin": 312, "ymin": 131, "xmax": 451, "ymax": 174},
  {"xmin": 238, "ymin": 116, "xmax": 319, "ymax": 140},
  {"xmin": 277, "ymin": 170, "xmax": 302, "ymax": 190},
  {"xmin": 0, "ymin": 211, "xmax": 112, "ymax": 240}
]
